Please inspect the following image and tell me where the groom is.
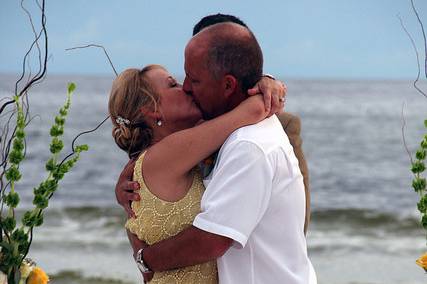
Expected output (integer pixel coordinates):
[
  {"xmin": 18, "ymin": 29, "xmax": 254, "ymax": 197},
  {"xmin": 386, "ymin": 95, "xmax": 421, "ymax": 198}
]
[{"xmin": 118, "ymin": 19, "xmax": 316, "ymax": 283}]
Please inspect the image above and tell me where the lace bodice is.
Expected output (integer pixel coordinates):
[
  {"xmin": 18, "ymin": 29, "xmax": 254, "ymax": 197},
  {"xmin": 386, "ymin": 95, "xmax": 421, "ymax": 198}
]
[{"xmin": 125, "ymin": 152, "xmax": 218, "ymax": 283}]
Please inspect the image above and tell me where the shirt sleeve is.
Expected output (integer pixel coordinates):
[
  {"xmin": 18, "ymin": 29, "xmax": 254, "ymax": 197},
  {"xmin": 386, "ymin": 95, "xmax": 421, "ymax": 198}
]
[{"xmin": 193, "ymin": 140, "xmax": 274, "ymax": 248}]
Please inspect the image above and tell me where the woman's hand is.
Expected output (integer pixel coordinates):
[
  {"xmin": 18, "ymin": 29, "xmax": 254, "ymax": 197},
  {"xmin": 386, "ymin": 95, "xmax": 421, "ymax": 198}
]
[
  {"xmin": 237, "ymin": 94, "xmax": 269, "ymax": 124},
  {"xmin": 247, "ymin": 76, "xmax": 287, "ymax": 116}
]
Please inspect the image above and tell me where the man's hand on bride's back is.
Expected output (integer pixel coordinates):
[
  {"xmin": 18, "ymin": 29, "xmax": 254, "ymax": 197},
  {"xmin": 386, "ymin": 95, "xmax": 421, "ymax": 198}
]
[
  {"xmin": 115, "ymin": 159, "xmax": 140, "ymax": 218},
  {"xmin": 247, "ymin": 76, "xmax": 287, "ymax": 116}
]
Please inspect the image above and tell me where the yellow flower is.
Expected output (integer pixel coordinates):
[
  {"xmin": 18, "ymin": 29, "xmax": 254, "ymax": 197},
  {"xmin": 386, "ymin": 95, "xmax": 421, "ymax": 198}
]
[
  {"xmin": 27, "ymin": 267, "xmax": 49, "ymax": 284},
  {"xmin": 416, "ymin": 252, "xmax": 427, "ymax": 272}
]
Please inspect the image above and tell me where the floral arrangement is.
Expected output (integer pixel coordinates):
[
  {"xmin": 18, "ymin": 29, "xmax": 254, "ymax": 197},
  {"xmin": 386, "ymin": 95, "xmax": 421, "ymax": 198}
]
[
  {"xmin": 0, "ymin": 258, "xmax": 49, "ymax": 284},
  {"xmin": 0, "ymin": 83, "xmax": 88, "ymax": 283},
  {"xmin": 413, "ymin": 121, "xmax": 427, "ymax": 272}
]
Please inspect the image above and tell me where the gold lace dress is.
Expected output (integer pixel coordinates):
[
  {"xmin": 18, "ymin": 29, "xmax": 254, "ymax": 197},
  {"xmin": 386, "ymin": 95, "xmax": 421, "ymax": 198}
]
[{"xmin": 125, "ymin": 152, "xmax": 218, "ymax": 284}]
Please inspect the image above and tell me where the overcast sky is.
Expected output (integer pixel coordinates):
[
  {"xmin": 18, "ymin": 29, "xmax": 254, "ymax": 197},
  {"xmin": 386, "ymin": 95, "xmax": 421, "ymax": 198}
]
[{"xmin": 1, "ymin": 0, "xmax": 427, "ymax": 79}]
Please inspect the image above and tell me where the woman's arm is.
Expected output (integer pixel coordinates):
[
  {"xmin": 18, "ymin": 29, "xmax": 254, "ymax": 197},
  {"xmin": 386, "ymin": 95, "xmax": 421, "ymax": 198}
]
[{"xmin": 145, "ymin": 95, "xmax": 267, "ymax": 179}]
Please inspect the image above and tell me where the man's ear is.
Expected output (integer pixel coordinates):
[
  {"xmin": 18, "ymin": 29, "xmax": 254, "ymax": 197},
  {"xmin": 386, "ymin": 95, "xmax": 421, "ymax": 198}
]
[{"xmin": 223, "ymin": 75, "xmax": 238, "ymax": 99}]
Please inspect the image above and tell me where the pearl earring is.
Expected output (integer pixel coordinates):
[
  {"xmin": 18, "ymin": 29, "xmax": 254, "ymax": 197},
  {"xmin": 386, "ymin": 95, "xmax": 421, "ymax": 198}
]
[{"xmin": 157, "ymin": 120, "xmax": 162, "ymax": 126}]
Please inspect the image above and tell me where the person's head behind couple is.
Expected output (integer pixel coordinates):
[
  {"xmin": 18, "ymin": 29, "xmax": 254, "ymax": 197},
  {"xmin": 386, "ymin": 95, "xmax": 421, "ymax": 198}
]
[{"xmin": 108, "ymin": 14, "xmax": 263, "ymax": 158}]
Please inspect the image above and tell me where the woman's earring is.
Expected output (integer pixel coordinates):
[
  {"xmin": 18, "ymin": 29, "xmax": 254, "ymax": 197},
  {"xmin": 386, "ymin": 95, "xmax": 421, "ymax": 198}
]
[{"xmin": 157, "ymin": 120, "xmax": 162, "ymax": 126}]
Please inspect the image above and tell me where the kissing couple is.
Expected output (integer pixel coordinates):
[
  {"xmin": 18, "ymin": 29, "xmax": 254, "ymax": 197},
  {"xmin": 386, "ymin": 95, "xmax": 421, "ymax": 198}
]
[{"xmin": 110, "ymin": 13, "xmax": 317, "ymax": 284}]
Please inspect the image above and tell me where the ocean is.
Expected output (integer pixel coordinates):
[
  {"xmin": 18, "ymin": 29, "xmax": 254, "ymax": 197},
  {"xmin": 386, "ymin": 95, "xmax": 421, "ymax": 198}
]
[{"xmin": 0, "ymin": 74, "xmax": 426, "ymax": 284}]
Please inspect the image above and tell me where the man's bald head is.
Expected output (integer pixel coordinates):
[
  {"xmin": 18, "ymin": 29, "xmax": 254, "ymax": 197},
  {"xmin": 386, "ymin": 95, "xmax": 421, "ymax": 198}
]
[{"xmin": 187, "ymin": 22, "xmax": 263, "ymax": 92}]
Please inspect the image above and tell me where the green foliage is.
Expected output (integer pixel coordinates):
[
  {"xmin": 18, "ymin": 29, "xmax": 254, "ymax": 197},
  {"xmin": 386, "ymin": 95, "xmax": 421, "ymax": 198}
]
[
  {"xmin": 3, "ymin": 192, "xmax": 20, "ymax": 208},
  {"xmin": 2, "ymin": 217, "xmax": 16, "ymax": 232},
  {"xmin": 5, "ymin": 165, "xmax": 21, "ymax": 182},
  {"xmin": 33, "ymin": 194, "xmax": 48, "ymax": 209},
  {"xmin": 418, "ymin": 194, "xmax": 427, "ymax": 212},
  {"xmin": 412, "ymin": 161, "xmax": 426, "ymax": 174},
  {"xmin": 422, "ymin": 215, "xmax": 427, "ymax": 231},
  {"xmin": 49, "ymin": 137, "xmax": 64, "ymax": 154},
  {"xmin": 411, "ymin": 119, "xmax": 427, "ymax": 241},
  {"xmin": 1, "ymin": 82, "xmax": 89, "ymax": 279},
  {"xmin": 413, "ymin": 178, "xmax": 427, "ymax": 192}
]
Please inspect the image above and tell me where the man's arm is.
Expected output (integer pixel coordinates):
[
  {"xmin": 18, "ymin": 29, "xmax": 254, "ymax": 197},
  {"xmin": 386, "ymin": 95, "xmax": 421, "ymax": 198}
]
[
  {"xmin": 115, "ymin": 159, "xmax": 140, "ymax": 218},
  {"xmin": 132, "ymin": 226, "xmax": 232, "ymax": 272}
]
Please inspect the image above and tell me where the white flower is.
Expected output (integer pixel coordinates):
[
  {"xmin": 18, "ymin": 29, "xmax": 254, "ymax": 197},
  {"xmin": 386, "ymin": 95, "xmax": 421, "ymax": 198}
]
[
  {"xmin": 20, "ymin": 261, "xmax": 33, "ymax": 279},
  {"xmin": 0, "ymin": 270, "xmax": 7, "ymax": 284}
]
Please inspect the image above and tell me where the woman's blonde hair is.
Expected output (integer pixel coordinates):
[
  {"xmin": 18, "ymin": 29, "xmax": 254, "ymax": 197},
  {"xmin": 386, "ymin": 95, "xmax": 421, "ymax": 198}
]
[{"xmin": 108, "ymin": 64, "xmax": 163, "ymax": 158}]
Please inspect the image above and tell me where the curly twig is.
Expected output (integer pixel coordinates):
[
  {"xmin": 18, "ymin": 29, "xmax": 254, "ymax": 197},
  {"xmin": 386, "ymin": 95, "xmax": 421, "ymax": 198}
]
[
  {"xmin": 398, "ymin": 14, "xmax": 427, "ymax": 98},
  {"xmin": 66, "ymin": 44, "xmax": 119, "ymax": 76},
  {"xmin": 410, "ymin": 0, "xmax": 427, "ymax": 79},
  {"xmin": 401, "ymin": 102, "xmax": 414, "ymax": 166}
]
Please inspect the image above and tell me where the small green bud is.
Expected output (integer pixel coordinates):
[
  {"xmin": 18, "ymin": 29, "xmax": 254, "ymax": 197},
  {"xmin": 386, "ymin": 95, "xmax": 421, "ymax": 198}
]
[
  {"xmin": 418, "ymin": 195, "xmax": 427, "ymax": 213},
  {"xmin": 45, "ymin": 179, "xmax": 58, "ymax": 193},
  {"xmin": 5, "ymin": 165, "xmax": 21, "ymax": 182},
  {"xmin": 34, "ymin": 214, "xmax": 44, "ymax": 227},
  {"xmin": 59, "ymin": 108, "xmax": 68, "ymax": 116},
  {"xmin": 68, "ymin": 82, "xmax": 76, "ymax": 94},
  {"xmin": 15, "ymin": 129, "xmax": 25, "ymax": 139},
  {"xmin": 2, "ymin": 216, "xmax": 16, "ymax": 231},
  {"xmin": 17, "ymin": 116, "xmax": 25, "ymax": 128},
  {"xmin": 9, "ymin": 150, "xmax": 24, "ymax": 164},
  {"xmin": 52, "ymin": 170, "xmax": 64, "ymax": 180},
  {"xmin": 11, "ymin": 228, "xmax": 27, "ymax": 243},
  {"xmin": 22, "ymin": 211, "xmax": 35, "ymax": 227},
  {"xmin": 76, "ymin": 144, "xmax": 89, "ymax": 152},
  {"xmin": 45, "ymin": 158, "xmax": 56, "ymax": 171},
  {"xmin": 12, "ymin": 138, "xmax": 24, "ymax": 152},
  {"xmin": 416, "ymin": 149, "xmax": 427, "ymax": 160},
  {"xmin": 18, "ymin": 239, "xmax": 29, "ymax": 254},
  {"xmin": 422, "ymin": 138, "xmax": 427, "ymax": 149},
  {"xmin": 33, "ymin": 194, "xmax": 48, "ymax": 209},
  {"xmin": 4, "ymin": 192, "xmax": 20, "ymax": 208},
  {"xmin": 64, "ymin": 159, "xmax": 75, "ymax": 169},
  {"xmin": 422, "ymin": 214, "xmax": 427, "ymax": 230},
  {"xmin": 59, "ymin": 164, "xmax": 69, "ymax": 174},
  {"xmin": 55, "ymin": 116, "xmax": 65, "ymax": 125},
  {"xmin": 413, "ymin": 178, "xmax": 427, "ymax": 192},
  {"xmin": 49, "ymin": 138, "xmax": 64, "ymax": 154},
  {"xmin": 411, "ymin": 161, "xmax": 426, "ymax": 174},
  {"xmin": 34, "ymin": 181, "xmax": 48, "ymax": 195},
  {"xmin": 50, "ymin": 125, "xmax": 64, "ymax": 137},
  {"xmin": 424, "ymin": 119, "xmax": 427, "ymax": 128}
]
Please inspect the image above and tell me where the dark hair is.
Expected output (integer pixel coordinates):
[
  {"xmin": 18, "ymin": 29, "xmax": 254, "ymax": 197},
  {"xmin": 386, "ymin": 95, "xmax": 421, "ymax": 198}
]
[
  {"xmin": 193, "ymin": 13, "xmax": 248, "ymax": 35},
  {"xmin": 204, "ymin": 24, "xmax": 263, "ymax": 92}
]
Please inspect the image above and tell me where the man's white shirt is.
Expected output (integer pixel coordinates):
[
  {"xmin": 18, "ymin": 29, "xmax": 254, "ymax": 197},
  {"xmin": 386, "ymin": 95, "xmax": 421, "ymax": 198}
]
[{"xmin": 193, "ymin": 115, "xmax": 317, "ymax": 284}]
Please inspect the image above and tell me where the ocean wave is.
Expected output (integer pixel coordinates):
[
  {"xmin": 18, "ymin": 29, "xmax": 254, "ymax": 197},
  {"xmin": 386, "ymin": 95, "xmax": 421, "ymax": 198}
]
[{"xmin": 311, "ymin": 208, "xmax": 422, "ymax": 233}]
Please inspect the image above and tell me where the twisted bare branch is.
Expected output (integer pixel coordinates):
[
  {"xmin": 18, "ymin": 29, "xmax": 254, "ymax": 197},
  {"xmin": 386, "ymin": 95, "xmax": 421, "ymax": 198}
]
[
  {"xmin": 398, "ymin": 14, "xmax": 427, "ymax": 98},
  {"xmin": 410, "ymin": 0, "xmax": 427, "ymax": 79},
  {"xmin": 66, "ymin": 44, "xmax": 119, "ymax": 76}
]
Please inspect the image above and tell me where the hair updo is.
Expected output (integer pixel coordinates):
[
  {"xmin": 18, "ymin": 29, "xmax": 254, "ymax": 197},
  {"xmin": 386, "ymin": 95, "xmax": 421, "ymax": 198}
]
[{"xmin": 108, "ymin": 65, "xmax": 163, "ymax": 159}]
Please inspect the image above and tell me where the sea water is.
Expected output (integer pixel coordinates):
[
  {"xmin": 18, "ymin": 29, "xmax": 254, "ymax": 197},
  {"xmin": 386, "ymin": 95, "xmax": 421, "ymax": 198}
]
[{"xmin": 0, "ymin": 74, "xmax": 426, "ymax": 284}]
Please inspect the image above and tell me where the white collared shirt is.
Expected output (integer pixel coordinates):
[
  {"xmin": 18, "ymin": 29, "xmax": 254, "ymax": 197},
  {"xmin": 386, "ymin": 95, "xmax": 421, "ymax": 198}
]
[{"xmin": 193, "ymin": 115, "xmax": 317, "ymax": 284}]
